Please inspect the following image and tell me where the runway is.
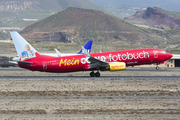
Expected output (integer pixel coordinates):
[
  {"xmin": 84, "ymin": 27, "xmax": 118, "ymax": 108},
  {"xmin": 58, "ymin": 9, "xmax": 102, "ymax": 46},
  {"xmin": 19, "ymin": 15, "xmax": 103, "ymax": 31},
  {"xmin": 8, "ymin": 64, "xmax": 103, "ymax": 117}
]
[
  {"xmin": 0, "ymin": 76, "xmax": 180, "ymax": 79},
  {"xmin": 0, "ymin": 66, "xmax": 180, "ymax": 79},
  {"xmin": 0, "ymin": 69, "xmax": 179, "ymax": 119},
  {"xmin": 0, "ymin": 66, "xmax": 180, "ymax": 119}
]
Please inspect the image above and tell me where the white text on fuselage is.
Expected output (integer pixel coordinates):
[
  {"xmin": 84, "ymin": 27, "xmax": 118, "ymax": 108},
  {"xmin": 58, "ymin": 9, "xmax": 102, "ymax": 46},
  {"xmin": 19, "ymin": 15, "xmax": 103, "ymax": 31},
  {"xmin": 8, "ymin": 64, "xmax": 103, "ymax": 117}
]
[{"xmin": 81, "ymin": 51, "xmax": 150, "ymax": 64}]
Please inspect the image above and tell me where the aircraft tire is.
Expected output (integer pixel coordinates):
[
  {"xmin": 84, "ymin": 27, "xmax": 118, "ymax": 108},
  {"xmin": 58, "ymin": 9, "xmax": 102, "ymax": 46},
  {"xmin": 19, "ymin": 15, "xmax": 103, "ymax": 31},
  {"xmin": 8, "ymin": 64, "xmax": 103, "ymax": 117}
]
[
  {"xmin": 95, "ymin": 72, "xmax": 100, "ymax": 77},
  {"xmin": 156, "ymin": 67, "xmax": 159, "ymax": 70},
  {"xmin": 90, "ymin": 72, "xmax": 95, "ymax": 77}
]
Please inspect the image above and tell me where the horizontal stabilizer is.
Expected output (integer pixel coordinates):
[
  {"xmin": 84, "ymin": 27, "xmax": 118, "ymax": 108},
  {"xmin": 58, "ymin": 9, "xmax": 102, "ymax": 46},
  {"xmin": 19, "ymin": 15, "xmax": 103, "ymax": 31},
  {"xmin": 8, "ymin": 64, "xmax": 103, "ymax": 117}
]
[
  {"xmin": 18, "ymin": 61, "xmax": 33, "ymax": 66},
  {"xmin": 9, "ymin": 61, "xmax": 18, "ymax": 64}
]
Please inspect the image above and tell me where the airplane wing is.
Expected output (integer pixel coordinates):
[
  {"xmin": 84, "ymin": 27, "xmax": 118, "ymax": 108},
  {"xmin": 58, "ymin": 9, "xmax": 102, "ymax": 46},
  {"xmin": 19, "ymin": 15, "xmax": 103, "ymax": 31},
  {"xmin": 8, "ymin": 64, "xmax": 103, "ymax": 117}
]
[
  {"xmin": 88, "ymin": 56, "xmax": 109, "ymax": 69},
  {"xmin": 81, "ymin": 46, "xmax": 109, "ymax": 69},
  {"xmin": 52, "ymin": 40, "xmax": 92, "ymax": 57}
]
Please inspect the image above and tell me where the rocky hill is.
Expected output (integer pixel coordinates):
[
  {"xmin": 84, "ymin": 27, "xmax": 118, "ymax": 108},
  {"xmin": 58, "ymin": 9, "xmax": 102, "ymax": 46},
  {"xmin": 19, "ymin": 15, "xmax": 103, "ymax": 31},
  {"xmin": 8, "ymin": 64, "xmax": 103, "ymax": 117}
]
[
  {"xmin": 125, "ymin": 7, "xmax": 180, "ymax": 28},
  {"xmin": 21, "ymin": 7, "xmax": 151, "ymax": 44}
]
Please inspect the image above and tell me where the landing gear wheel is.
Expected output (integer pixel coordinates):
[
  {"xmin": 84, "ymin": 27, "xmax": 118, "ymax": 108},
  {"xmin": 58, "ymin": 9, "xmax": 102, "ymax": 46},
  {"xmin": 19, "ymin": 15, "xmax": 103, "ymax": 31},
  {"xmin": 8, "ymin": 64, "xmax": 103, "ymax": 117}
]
[
  {"xmin": 95, "ymin": 72, "xmax": 100, "ymax": 77},
  {"xmin": 156, "ymin": 66, "xmax": 159, "ymax": 70},
  {"xmin": 90, "ymin": 72, "xmax": 95, "ymax": 77}
]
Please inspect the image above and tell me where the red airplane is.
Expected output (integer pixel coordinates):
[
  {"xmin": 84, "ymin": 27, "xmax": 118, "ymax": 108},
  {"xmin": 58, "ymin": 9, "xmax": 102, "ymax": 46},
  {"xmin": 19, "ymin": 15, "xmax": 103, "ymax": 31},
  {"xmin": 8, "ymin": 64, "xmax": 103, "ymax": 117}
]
[{"xmin": 10, "ymin": 32, "xmax": 173, "ymax": 77}]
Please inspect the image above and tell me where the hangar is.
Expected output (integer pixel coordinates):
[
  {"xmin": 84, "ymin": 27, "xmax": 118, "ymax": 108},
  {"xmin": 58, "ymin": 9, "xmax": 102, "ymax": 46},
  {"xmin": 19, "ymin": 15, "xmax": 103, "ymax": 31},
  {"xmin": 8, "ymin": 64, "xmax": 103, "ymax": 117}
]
[{"xmin": 170, "ymin": 54, "xmax": 180, "ymax": 67}]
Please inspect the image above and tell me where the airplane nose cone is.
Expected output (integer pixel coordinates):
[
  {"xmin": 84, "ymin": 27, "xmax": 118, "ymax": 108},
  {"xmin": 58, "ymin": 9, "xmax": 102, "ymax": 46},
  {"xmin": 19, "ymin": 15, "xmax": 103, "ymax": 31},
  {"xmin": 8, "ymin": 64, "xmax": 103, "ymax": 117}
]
[{"xmin": 167, "ymin": 52, "xmax": 173, "ymax": 59}]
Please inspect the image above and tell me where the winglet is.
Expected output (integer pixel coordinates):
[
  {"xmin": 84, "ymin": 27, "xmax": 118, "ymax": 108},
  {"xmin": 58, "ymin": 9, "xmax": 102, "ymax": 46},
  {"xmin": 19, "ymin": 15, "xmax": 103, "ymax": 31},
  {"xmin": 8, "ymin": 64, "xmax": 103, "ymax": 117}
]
[{"xmin": 54, "ymin": 48, "xmax": 61, "ymax": 57}]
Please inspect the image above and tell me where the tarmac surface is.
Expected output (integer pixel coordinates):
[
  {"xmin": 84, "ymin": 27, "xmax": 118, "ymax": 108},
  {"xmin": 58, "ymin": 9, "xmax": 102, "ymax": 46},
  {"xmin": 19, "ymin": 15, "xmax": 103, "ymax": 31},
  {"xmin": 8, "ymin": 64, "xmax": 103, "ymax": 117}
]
[
  {"xmin": 0, "ymin": 67, "xmax": 179, "ymax": 119},
  {"xmin": 0, "ymin": 76, "xmax": 180, "ymax": 79}
]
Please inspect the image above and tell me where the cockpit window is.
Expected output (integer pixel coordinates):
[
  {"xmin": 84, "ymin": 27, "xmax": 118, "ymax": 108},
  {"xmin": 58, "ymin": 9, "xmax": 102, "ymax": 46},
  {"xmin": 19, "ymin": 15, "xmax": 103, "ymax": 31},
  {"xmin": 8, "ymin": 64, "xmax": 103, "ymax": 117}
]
[{"xmin": 161, "ymin": 51, "xmax": 166, "ymax": 54}]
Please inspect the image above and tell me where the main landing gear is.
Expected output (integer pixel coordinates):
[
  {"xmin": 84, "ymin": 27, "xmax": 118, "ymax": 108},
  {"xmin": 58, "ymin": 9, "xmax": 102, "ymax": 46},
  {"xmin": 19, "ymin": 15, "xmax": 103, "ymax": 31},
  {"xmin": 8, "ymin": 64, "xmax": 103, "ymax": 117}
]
[{"xmin": 90, "ymin": 70, "xmax": 100, "ymax": 77}]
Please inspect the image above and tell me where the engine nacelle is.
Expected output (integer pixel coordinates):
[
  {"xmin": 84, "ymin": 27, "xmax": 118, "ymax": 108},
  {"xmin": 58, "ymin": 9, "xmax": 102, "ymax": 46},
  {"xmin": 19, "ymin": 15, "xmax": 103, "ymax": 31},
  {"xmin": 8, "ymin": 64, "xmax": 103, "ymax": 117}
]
[{"xmin": 108, "ymin": 62, "xmax": 126, "ymax": 71}]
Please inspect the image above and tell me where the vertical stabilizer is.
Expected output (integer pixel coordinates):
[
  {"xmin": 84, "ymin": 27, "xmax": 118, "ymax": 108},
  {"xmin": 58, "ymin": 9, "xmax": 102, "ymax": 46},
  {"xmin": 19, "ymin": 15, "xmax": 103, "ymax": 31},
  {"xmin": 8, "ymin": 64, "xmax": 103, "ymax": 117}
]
[
  {"xmin": 77, "ymin": 40, "xmax": 93, "ymax": 54},
  {"xmin": 10, "ymin": 31, "xmax": 37, "ymax": 61}
]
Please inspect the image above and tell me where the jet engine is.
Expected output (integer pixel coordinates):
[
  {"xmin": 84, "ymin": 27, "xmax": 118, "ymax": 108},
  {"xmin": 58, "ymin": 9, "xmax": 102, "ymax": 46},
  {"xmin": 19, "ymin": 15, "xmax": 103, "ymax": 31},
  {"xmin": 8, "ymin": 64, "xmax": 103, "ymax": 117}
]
[{"xmin": 102, "ymin": 62, "xmax": 126, "ymax": 71}]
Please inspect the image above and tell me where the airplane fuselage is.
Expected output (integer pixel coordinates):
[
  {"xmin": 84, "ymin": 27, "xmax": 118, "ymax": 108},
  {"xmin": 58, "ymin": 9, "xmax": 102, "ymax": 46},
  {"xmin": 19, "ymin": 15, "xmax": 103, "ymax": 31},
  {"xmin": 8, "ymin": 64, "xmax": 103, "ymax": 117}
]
[{"xmin": 20, "ymin": 48, "xmax": 172, "ymax": 73}]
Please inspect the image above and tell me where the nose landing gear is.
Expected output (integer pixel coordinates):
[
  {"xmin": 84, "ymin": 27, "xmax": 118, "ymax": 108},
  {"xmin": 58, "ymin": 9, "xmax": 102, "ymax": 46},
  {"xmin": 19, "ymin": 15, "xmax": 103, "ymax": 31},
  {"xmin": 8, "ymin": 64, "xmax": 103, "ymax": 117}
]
[
  {"xmin": 156, "ymin": 66, "xmax": 159, "ymax": 70},
  {"xmin": 90, "ymin": 71, "xmax": 100, "ymax": 77},
  {"xmin": 156, "ymin": 63, "xmax": 159, "ymax": 70}
]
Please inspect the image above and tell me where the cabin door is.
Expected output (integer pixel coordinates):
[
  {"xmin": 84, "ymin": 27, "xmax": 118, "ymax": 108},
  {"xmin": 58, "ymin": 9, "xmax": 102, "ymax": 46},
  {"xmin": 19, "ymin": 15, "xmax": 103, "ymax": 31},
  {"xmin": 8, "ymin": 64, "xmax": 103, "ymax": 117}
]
[
  {"xmin": 42, "ymin": 61, "xmax": 47, "ymax": 69},
  {"xmin": 153, "ymin": 51, "xmax": 158, "ymax": 58}
]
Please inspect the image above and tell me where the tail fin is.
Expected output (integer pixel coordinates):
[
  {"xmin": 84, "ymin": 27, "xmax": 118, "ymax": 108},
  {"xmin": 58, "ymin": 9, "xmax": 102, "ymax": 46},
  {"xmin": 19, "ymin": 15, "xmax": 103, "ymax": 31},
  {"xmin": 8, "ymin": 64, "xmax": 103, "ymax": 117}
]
[
  {"xmin": 10, "ymin": 31, "xmax": 38, "ymax": 61},
  {"xmin": 77, "ymin": 40, "xmax": 93, "ymax": 54}
]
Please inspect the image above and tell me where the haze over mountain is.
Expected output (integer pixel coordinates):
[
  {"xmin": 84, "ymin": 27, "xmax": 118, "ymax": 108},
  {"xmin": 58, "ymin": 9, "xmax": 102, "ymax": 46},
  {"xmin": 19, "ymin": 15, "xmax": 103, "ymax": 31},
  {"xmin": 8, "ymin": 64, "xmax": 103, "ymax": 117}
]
[
  {"xmin": 0, "ymin": 0, "xmax": 101, "ymax": 11},
  {"xmin": 90, "ymin": 0, "xmax": 180, "ymax": 12},
  {"xmin": 0, "ymin": 0, "xmax": 103, "ymax": 19}
]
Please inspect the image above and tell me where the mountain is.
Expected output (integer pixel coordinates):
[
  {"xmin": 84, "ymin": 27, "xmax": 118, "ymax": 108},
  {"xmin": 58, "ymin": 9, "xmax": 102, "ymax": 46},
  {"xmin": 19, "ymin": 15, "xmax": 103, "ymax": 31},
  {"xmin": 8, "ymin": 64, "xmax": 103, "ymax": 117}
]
[
  {"xmin": 123, "ymin": 7, "xmax": 180, "ymax": 45},
  {"xmin": 90, "ymin": 0, "xmax": 180, "ymax": 12},
  {"xmin": 124, "ymin": 7, "xmax": 180, "ymax": 28},
  {"xmin": 21, "ymin": 7, "xmax": 151, "ymax": 44}
]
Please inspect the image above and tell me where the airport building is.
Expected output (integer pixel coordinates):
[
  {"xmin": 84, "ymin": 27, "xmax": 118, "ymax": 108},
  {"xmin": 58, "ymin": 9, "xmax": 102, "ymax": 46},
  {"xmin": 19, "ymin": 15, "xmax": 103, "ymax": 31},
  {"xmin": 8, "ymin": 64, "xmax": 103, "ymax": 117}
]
[
  {"xmin": 158, "ymin": 54, "xmax": 180, "ymax": 67},
  {"xmin": 171, "ymin": 54, "xmax": 180, "ymax": 67},
  {"xmin": 138, "ymin": 54, "xmax": 180, "ymax": 68}
]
